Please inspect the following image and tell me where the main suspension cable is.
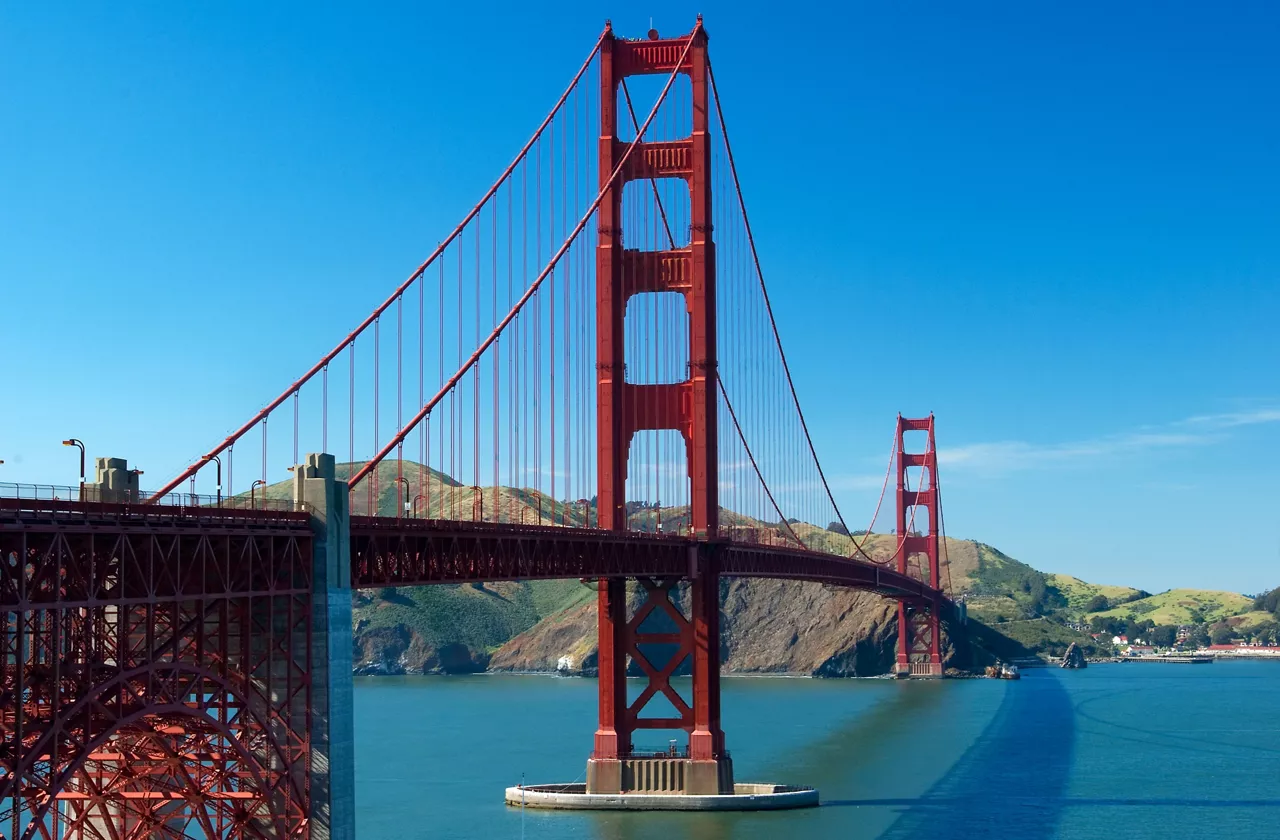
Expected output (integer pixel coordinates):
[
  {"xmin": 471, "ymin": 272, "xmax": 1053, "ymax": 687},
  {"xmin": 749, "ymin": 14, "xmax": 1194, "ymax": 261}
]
[{"xmin": 350, "ymin": 28, "xmax": 702, "ymax": 489}]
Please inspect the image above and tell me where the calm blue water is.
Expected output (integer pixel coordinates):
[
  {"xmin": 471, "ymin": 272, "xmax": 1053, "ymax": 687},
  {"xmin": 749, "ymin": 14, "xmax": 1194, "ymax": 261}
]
[{"xmin": 353, "ymin": 661, "xmax": 1280, "ymax": 839}]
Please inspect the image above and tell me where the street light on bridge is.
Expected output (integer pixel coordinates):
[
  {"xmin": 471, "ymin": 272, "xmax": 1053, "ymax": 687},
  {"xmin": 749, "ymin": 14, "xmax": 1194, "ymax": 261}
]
[
  {"xmin": 396, "ymin": 477, "xmax": 410, "ymax": 518},
  {"xmin": 202, "ymin": 454, "xmax": 223, "ymax": 504},
  {"xmin": 412, "ymin": 494, "xmax": 425, "ymax": 518},
  {"xmin": 62, "ymin": 439, "xmax": 85, "ymax": 494},
  {"xmin": 251, "ymin": 479, "xmax": 267, "ymax": 510}
]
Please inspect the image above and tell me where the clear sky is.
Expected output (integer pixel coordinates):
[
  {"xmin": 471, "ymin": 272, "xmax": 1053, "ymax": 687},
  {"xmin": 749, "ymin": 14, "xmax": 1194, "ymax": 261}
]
[{"xmin": 2, "ymin": 2, "xmax": 1277, "ymax": 594}]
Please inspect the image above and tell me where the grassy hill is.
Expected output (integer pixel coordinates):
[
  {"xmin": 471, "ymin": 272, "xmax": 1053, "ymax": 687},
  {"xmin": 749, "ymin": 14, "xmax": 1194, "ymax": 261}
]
[
  {"xmin": 1085, "ymin": 588, "xmax": 1253, "ymax": 626},
  {"xmin": 1047, "ymin": 573, "xmax": 1143, "ymax": 612}
]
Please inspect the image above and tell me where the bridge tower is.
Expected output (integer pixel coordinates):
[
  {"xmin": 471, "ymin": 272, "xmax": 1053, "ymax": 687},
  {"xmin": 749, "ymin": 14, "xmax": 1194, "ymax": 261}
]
[
  {"xmin": 590, "ymin": 19, "xmax": 732, "ymax": 795},
  {"xmin": 895, "ymin": 414, "xmax": 944, "ymax": 677}
]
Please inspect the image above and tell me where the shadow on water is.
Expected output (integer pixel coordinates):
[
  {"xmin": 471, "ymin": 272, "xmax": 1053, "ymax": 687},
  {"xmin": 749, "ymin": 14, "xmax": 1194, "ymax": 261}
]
[
  {"xmin": 849, "ymin": 797, "xmax": 1280, "ymax": 809},
  {"xmin": 581, "ymin": 681, "xmax": 954, "ymax": 840},
  {"xmin": 839, "ymin": 670, "xmax": 1076, "ymax": 840}
]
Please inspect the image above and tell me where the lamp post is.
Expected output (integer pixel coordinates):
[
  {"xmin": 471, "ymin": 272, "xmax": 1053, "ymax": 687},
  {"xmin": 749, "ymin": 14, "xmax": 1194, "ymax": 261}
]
[
  {"xmin": 202, "ymin": 454, "xmax": 223, "ymax": 504},
  {"xmin": 412, "ymin": 494, "xmax": 425, "ymax": 518},
  {"xmin": 396, "ymin": 477, "xmax": 410, "ymax": 518},
  {"xmin": 577, "ymin": 498, "xmax": 591, "ymax": 528},
  {"xmin": 654, "ymin": 500, "xmax": 663, "ymax": 534},
  {"xmin": 62, "ymin": 439, "xmax": 85, "ymax": 495},
  {"xmin": 472, "ymin": 486, "xmax": 483, "ymax": 522},
  {"xmin": 251, "ymin": 479, "xmax": 267, "ymax": 510}
]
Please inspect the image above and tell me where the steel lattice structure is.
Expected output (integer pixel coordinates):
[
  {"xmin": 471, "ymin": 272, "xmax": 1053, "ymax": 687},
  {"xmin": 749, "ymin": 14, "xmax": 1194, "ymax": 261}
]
[{"xmin": 1, "ymin": 500, "xmax": 313, "ymax": 840}]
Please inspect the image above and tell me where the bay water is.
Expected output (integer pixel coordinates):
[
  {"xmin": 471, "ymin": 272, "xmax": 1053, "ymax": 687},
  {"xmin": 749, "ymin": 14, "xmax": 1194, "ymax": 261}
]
[{"xmin": 354, "ymin": 661, "xmax": 1280, "ymax": 839}]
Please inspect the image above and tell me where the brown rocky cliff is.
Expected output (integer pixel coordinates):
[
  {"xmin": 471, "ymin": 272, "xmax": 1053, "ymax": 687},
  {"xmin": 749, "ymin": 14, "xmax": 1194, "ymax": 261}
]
[
  {"xmin": 352, "ymin": 624, "xmax": 490, "ymax": 674},
  {"xmin": 488, "ymin": 578, "xmax": 908, "ymax": 677}
]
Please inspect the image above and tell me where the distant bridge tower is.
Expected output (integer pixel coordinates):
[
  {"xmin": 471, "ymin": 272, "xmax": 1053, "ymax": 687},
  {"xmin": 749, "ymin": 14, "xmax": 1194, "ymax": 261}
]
[
  {"xmin": 895, "ymin": 414, "xmax": 944, "ymax": 677},
  {"xmin": 590, "ymin": 19, "xmax": 732, "ymax": 795}
]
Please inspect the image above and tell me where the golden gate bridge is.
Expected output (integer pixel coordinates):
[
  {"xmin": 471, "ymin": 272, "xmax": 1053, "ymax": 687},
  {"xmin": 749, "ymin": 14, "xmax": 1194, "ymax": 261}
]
[{"xmin": 2, "ymin": 18, "xmax": 954, "ymax": 839}]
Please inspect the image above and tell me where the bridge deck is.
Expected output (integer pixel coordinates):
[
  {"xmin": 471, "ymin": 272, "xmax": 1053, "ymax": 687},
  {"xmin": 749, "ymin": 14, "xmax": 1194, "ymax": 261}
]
[
  {"xmin": 350, "ymin": 516, "xmax": 942, "ymax": 604},
  {"xmin": 0, "ymin": 502, "xmax": 946, "ymax": 607}
]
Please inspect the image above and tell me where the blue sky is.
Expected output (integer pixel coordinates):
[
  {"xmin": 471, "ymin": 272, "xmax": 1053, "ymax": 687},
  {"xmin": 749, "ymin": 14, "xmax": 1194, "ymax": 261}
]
[{"xmin": 2, "ymin": 2, "xmax": 1277, "ymax": 594}]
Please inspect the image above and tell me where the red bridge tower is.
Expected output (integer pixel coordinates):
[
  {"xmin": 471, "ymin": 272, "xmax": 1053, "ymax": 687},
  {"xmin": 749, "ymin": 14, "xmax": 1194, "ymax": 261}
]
[
  {"xmin": 895, "ymin": 414, "xmax": 944, "ymax": 677},
  {"xmin": 590, "ymin": 19, "xmax": 732, "ymax": 795}
]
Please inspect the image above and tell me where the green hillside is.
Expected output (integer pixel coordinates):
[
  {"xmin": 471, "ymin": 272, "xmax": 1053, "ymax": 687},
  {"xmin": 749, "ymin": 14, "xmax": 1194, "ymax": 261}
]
[
  {"xmin": 354, "ymin": 578, "xmax": 594, "ymax": 656},
  {"xmin": 962, "ymin": 543, "xmax": 1066, "ymax": 621},
  {"xmin": 1085, "ymin": 588, "xmax": 1253, "ymax": 626},
  {"xmin": 1047, "ymin": 573, "xmax": 1143, "ymax": 612}
]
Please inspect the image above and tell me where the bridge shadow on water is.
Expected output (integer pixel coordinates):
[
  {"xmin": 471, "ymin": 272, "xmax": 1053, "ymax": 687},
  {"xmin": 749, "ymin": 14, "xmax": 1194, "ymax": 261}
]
[
  {"xmin": 578, "ymin": 679, "xmax": 962, "ymax": 840},
  {"xmin": 836, "ymin": 670, "xmax": 1077, "ymax": 840}
]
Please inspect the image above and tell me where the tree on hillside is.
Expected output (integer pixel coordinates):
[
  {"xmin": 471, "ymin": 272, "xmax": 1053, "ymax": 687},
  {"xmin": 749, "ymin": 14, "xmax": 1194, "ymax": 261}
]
[
  {"xmin": 1183, "ymin": 625, "xmax": 1210, "ymax": 648},
  {"xmin": 1253, "ymin": 587, "xmax": 1280, "ymax": 618},
  {"xmin": 1084, "ymin": 595, "xmax": 1110, "ymax": 613},
  {"xmin": 1250, "ymin": 620, "xmax": 1279, "ymax": 646},
  {"xmin": 827, "ymin": 521, "xmax": 850, "ymax": 536},
  {"xmin": 1116, "ymin": 618, "xmax": 1155, "ymax": 643},
  {"xmin": 1210, "ymin": 624, "xmax": 1235, "ymax": 646},
  {"xmin": 1148, "ymin": 625, "xmax": 1178, "ymax": 647}
]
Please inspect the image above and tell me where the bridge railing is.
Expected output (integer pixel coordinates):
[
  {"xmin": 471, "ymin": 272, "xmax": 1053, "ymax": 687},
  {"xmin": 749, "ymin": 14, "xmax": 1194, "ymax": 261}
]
[{"xmin": 0, "ymin": 481, "xmax": 307, "ymax": 522}]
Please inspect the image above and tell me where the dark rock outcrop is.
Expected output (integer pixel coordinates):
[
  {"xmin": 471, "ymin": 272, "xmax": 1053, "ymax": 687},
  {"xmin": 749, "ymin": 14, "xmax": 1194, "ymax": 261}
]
[{"xmin": 1061, "ymin": 642, "xmax": 1087, "ymax": 669}]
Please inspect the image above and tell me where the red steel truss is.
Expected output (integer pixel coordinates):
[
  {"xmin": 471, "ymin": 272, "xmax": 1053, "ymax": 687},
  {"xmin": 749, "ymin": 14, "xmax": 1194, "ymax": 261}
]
[
  {"xmin": 350, "ymin": 517, "xmax": 939, "ymax": 600},
  {"xmin": 894, "ymin": 414, "xmax": 944, "ymax": 677},
  {"xmin": 1, "ymin": 499, "xmax": 314, "ymax": 840}
]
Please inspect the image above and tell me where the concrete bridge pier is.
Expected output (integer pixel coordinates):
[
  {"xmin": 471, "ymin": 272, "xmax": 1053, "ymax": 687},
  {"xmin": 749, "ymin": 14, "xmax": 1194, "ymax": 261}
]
[
  {"xmin": 83, "ymin": 457, "xmax": 141, "ymax": 503},
  {"xmin": 294, "ymin": 453, "xmax": 355, "ymax": 840}
]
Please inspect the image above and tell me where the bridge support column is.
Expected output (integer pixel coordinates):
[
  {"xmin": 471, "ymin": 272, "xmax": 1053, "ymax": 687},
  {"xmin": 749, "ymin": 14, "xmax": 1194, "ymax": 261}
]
[
  {"xmin": 687, "ymin": 549, "xmax": 731, "ymax": 794},
  {"xmin": 294, "ymin": 453, "xmax": 355, "ymax": 840},
  {"xmin": 587, "ymin": 577, "xmax": 628, "ymax": 794},
  {"xmin": 896, "ymin": 601, "xmax": 942, "ymax": 678},
  {"xmin": 586, "ymin": 554, "xmax": 732, "ymax": 795}
]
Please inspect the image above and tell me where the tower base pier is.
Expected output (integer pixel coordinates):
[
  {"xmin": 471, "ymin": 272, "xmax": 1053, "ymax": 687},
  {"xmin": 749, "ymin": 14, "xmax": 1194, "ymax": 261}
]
[
  {"xmin": 507, "ymin": 782, "xmax": 817, "ymax": 811},
  {"xmin": 587, "ymin": 755, "xmax": 734, "ymax": 795}
]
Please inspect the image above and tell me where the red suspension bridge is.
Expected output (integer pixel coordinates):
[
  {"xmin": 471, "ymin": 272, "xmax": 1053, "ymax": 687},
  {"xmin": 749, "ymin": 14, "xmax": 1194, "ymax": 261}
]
[{"xmin": 1, "ymin": 18, "xmax": 955, "ymax": 839}]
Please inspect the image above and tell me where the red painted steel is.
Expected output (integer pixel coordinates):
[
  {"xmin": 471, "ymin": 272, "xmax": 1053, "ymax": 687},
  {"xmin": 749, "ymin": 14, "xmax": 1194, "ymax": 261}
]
[
  {"xmin": 593, "ymin": 19, "xmax": 725, "ymax": 763},
  {"xmin": 1, "ymin": 499, "xmax": 313, "ymax": 840},
  {"xmin": 894, "ymin": 414, "xmax": 944, "ymax": 676},
  {"xmin": 349, "ymin": 517, "xmax": 942, "ymax": 599}
]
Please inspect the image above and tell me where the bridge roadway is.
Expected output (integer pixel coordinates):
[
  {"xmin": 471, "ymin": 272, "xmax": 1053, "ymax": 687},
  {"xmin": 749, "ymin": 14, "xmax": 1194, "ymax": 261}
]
[
  {"xmin": 351, "ymin": 516, "xmax": 942, "ymax": 603},
  {"xmin": 0, "ymin": 496, "xmax": 943, "ymax": 606}
]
